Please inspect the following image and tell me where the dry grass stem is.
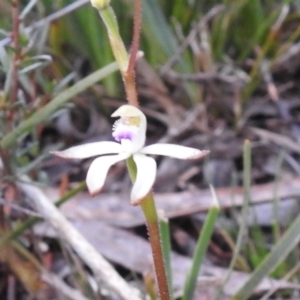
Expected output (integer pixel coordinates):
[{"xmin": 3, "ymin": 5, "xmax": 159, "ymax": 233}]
[{"xmin": 17, "ymin": 176, "xmax": 141, "ymax": 300}]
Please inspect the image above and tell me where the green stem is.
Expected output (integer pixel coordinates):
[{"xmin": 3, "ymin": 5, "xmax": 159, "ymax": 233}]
[
  {"xmin": 127, "ymin": 157, "xmax": 171, "ymax": 300},
  {"xmin": 96, "ymin": 4, "xmax": 138, "ymax": 106},
  {"xmin": 98, "ymin": 6, "xmax": 129, "ymax": 74}
]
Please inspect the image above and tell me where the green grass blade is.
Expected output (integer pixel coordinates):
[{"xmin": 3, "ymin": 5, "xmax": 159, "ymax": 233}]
[
  {"xmin": 182, "ymin": 185, "xmax": 220, "ymax": 300},
  {"xmin": 234, "ymin": 196, "xmax": 300, "ymax": 298},
  {"xmin": 142, "ymin": 0, "xmax": 178, "ymax": 62},
  {"xmin": 214, "ymin": 140, "xmax": 251, "ymax": 299},
  {"xmin": 142, "ymin": 0, "xmax": 196, "ymax": 102},
  {"xmin": 64, "ymin": 2, "xmax": 118, "ymax": 94},
  {"xmin": 158, "ymin": 212, "xmax": 173, "ymax": 299},
  {"xmin": 0, "ymin": 62, "xmax": 118, "ymax": 149}
]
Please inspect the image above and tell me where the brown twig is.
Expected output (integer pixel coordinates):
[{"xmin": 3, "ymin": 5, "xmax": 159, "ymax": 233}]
[
  {"xmin": 42, "ymin": 271, "xmax": 90, "ymax": 300},
  {"xmin": 9, "ymin": 0, "xmax": 21, "ymax": 105},
  {"xmin": 0, "ymin": 147, "xmax": 18, "ymax": 217},
  {"xmin": 165, "ymin": 69, "xmax": 240, "ymax": 84}
]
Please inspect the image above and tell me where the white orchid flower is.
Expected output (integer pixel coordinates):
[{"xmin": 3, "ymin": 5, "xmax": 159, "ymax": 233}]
[{"xmin": 52, "ymin": 105, "xmax": 209, "ymax": 205}]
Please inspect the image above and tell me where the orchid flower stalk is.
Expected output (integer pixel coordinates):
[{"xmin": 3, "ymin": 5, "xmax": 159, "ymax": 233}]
[{"xmin": 69, "ymin": 1, "xmax": 210, "ymax": 299}]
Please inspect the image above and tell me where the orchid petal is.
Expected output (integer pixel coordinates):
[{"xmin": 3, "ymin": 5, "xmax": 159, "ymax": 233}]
[
  {"xmin": 131, "ymin": 154, "xmax": 157, "ymax": 206},
  {"xmin": 111, "ymin": 105, "xmax": 144, "ymax": 117},
  {"xmin": 52, "ymin": 141, "xmax": 122, "ymax": 159},
  {"xmin": 141, "ymin": 143, "xmax": 209, "ymax": 160},
  {"xmin": 86, "ymin": 153, "xmax": 130, "ymax": 196}
]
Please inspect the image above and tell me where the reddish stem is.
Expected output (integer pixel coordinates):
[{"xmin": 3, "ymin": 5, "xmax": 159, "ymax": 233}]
[
  {"xmin": 127, "ymin": 0, "xmax": 142, "ymax": 75},
  {"xmin": 124, "ymin": 72, "xmax": 138, "ymax": 106},
  {"xmin": 141, "ymin": 195, "xmax": 171, "ymax": 300},
  {"xmin": 123, "ymin": 0, "xmax": 142, "ymax": 107},
  {"xmin": 9, "ymin": 0, "xmax": 20, "ymax": 105},
  {"xmin": 146, "ymin": 221, "xmax": 171, "ymax": 300}
]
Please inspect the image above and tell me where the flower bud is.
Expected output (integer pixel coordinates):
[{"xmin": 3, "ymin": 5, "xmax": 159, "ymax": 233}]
[{"xmin": 90, "ymin": 0, "xmax": 110, "ymax": 9}]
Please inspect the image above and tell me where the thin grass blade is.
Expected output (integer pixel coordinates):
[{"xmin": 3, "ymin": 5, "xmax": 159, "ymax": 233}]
[{"xmin": 182, "ymin": 184, "xmax": 220, "ymax": 300}]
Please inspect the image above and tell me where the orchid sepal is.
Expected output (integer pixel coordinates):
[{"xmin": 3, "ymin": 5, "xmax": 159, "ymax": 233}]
[
  {"xmin": 141, "ymin": 143, "xmax": 210, "ymax": 160},
  {"xmin": 86, "ymin": 153, "xmax": 130, "ymax": 196},
  {"xmin": 51, "ymin": 141, "xmax": 121, "ymax": 159},
  {"xmin": 131, "ymin": 154, "xmax": 157, "ymax": 206}
]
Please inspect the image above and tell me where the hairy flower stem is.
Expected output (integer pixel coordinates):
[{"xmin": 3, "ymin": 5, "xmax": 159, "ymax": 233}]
[
  {"xmin": 140, "ymin": 196, "xmax": 171, "ymax": 300},
  {"xmin": 124, "ymin": 0, "xmax": 142, "ymax": 107},
  {"xmin": 123, "ymin": 71, "xmax": 138, "ymax": 107},
  {"xmin": 127, "ymin": 0, "xmax": 142, "ymax": 75},
  {"xmin": 127, "ymin": 157, "xmax": 171, "ymax": 300}
]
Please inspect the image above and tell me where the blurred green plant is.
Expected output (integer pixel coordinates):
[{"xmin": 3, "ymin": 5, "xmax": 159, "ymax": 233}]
[
  {"xmin": 4, "ymin": 0, "xmax": 299, "ymax": 107},
  {"xmin": 2, "ymin": 0, "xmax": 300, "ymax": 299}
]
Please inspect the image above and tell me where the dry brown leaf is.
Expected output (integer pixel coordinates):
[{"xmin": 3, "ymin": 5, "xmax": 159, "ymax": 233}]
[
  {"xmin": 34, "ymin": 221, "xmax": 299, "ymax": 297},
  {"xmin": 44, "ymin": 177, "xmax": 300, "ymax": 227}
]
